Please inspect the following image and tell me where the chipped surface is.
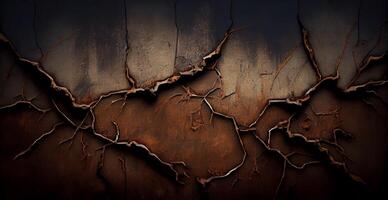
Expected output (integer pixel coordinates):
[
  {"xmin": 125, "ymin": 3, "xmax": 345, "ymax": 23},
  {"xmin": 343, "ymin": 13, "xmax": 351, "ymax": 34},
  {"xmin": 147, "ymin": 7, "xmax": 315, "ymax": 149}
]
[{"xmin": 0, "ymin": 0, "xmax": 388, "ymax": 199}]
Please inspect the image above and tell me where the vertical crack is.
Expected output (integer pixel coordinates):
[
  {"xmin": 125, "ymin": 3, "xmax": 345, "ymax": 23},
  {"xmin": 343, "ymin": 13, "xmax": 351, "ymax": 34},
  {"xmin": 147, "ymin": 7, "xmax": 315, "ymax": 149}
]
[
  {"xmin": 119, "ymin": 156, "xmax": 127, "ymax": 199},
  {"xmin": 297, "ymin": 0, "xmax": 322, "ymax": 80},
  {"xmin": 122, "ymin": 0, "xmax": 136, "ymax": 87},
  {"xmin": 173, "ymin": 0, "xmax": 179, "ymax": 70},
  {"xmin": 96, "ymin": 145, "xmax": 110, "ymax": 191}
]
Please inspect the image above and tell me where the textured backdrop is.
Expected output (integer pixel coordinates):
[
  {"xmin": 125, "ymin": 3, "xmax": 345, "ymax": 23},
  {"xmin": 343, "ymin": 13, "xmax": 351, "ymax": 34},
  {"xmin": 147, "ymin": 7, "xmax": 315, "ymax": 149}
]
[{"xmin": 0, "ymin": 0, "xmax": 387, "ymax": 199}]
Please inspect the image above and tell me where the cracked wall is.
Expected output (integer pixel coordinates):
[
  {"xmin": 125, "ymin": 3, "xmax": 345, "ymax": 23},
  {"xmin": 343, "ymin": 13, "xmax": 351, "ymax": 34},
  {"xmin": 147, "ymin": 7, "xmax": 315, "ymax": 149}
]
[{"xmin": 0, "ymin": 0, "xmax": 387, "ymax": 199}]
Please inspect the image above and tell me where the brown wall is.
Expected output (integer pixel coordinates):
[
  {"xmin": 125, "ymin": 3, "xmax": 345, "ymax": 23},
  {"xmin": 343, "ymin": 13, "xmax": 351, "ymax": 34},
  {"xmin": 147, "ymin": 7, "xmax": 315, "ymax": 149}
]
[{"xmin": 0, "ymin": 0, "xmax": 387, "ymax": 199}]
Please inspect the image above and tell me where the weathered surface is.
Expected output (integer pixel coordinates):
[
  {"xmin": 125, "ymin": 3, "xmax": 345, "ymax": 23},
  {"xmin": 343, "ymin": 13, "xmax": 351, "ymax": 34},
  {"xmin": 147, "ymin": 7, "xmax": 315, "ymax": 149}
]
[{"xmin": 0, "ymin": 0, "xmax": 387, "ymax": 199}]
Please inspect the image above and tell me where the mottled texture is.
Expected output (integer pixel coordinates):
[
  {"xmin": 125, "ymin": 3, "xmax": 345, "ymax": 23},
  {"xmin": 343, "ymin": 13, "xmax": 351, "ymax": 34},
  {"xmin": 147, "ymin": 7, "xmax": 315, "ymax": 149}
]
[{"xmin": 0, "ymin": 0, "xmax": 388, "ymax": 199}]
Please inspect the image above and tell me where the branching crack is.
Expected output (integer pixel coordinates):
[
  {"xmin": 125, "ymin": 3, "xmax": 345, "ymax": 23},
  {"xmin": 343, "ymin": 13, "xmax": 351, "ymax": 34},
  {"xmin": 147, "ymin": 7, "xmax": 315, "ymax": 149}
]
[{"xmin": 1, "ymin": 0, "xmax": 387, "ymax": 196}]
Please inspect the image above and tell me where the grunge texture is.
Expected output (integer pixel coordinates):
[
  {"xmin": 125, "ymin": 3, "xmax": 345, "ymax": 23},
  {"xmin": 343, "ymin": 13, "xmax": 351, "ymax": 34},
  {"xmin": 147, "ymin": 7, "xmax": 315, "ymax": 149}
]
[{"xmin": 0, "ymin": 0, "xmax": 387, "ymax": 199}]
